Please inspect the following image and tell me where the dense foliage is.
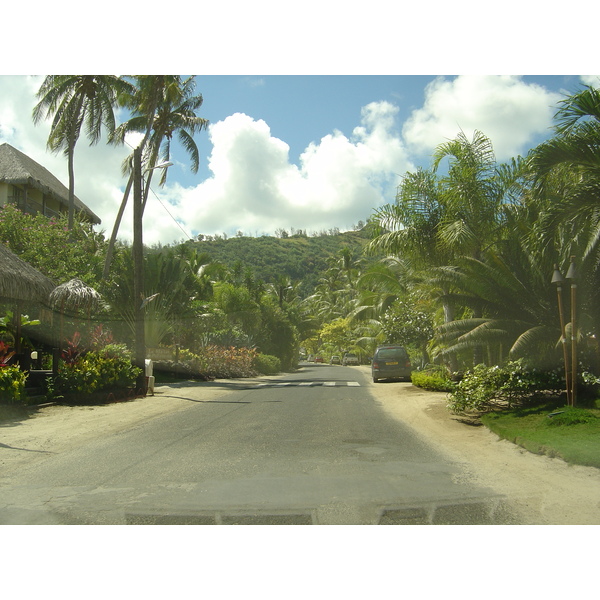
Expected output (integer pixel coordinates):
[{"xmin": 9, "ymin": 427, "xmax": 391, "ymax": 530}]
[
  {"xmin": 0, "ymin": 204, "xmax": 107, "ymax": 286},
  {"xmin": 51, "ymin": 340, "xmax": 142, "ymax": 402},
  {"xmin": 447, "ymin": 360, "xmax": 564, "ymax": 414},
  {"xmin": 0, "ymin": 364, "xmax": 27, "ymax": 404}
]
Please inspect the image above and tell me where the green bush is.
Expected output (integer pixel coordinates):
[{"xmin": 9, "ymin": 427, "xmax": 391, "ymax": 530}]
[
  {"xmin": 0, "ymin": 365, "xmax": 27, "ymax": 404},
  {"xmin": 254, "ymin": 353, "xmax": 281, "ymax": 375},
  {"xmin": 52, "ymin": 348, "xmax": 142, "ymax": 401},
  {"xmin": 447, "ymin": 359, "xmax": 564, "ymax": 415},
  {"xmin": 411, "ymin": 368, "xmax": 455, "ymax": 392}
]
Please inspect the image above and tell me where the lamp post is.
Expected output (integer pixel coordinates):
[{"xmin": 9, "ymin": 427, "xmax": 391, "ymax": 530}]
[
  {"xmin": 566, "ymin": 256, "xmax": 577, "ymax": 407},
  {"xmin": 132, "ymin": 150, "xmax": 173, "ymax": 394}
]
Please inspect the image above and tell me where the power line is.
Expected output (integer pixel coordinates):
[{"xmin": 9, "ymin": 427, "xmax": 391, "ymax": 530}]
[{"xmin": 146, "ymin": 183, "xmax": 194, "ymax": 241}]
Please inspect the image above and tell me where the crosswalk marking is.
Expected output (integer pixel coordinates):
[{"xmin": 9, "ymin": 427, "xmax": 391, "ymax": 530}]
[{"xmin": 254, "ymin": 381, "xmax": 361, "ymax": 388}]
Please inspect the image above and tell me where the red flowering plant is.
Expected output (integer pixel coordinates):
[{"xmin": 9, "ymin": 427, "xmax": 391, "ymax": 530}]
[
  {"xmin": 0, "ymin": 340, "xmax": 16, "ymax": 367},
  {"xmin": 61, "ymin": 331, "xmax": 85, "ymax": 365}
]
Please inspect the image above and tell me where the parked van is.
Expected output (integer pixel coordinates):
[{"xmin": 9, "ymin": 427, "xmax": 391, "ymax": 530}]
[{"xmin": 371, "ymin": 345, "xmax": 411, "ymax": 383}]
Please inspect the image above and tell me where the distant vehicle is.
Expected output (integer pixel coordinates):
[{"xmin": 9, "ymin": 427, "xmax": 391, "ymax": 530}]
[
  {"xmin": 342, "ymin": 353, "xmax": 359, "ymax": 366},
  {"xmin": 371, "ymin": 345, "xmax": 412, "ymax": 383},
  {"xmin": 307, "ymin": 354, "xmax": 315, "ymax": 362},
  {"xmin": 315, "ymin": 356, "xmax": 324, "ymax": 363},
  {"xmin": 330, "ymin": 355, "xmax": 341, "ymax": 365}
]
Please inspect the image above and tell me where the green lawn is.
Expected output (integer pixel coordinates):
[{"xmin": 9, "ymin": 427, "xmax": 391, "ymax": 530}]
[{"xmin": 481, "ymin": 403, "xmax": 600, "ymax": 468}]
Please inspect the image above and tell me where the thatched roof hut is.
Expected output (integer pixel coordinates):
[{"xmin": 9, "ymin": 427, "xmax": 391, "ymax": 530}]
[
  {"xmin": 0, "ymin": 143, "xmax": 101, "ymax": 224},
  {"xmin": 49, "ymin": 278, "xmax": 102, "ymax": 316},
  {"xmin": 0, "ymin": 243, "xmax": 55, "ymax": 303}
]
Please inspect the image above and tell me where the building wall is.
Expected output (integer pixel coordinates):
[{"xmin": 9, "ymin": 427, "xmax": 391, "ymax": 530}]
[
  {"xmin": 0, "ymin": 182, "xmax": 9, "ymax": 206},
  {"xmin": 0, "ymin": 182, "xmax": 65, "ymax": 219}
]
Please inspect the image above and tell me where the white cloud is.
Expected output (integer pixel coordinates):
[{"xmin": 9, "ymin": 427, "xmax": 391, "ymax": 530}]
[
  {"xmin": 402, "ymin": 75, "xmax": 562, "ymax": 161},
  {"xmin": 581, "ymin": 75, "xmax": 600, "ymax": 88},
  {"xmin": 160, "ymin": 102, "xmax": 412, "ymax": 240}
]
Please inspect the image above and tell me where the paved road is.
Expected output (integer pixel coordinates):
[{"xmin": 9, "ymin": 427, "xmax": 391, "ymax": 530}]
[{"xmin": 0, "ymin": 364, "xmax": 517, "ymax": 524}]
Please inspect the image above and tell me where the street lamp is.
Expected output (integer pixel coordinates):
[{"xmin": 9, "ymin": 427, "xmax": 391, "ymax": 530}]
[{"xmin": 132, "ymin": 149, "xmax": 172, "ymax": 394}]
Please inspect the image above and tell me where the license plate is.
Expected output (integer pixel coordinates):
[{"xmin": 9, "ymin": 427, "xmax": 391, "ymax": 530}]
[{"xmin": 385, "ymin": 361, "xmax": 399, "ymax": 365}]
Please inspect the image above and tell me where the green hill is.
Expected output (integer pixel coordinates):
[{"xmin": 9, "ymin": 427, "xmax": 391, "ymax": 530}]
[{"xmin": 184, "ymin": 229, "xmax": 376, "ymax": 296}]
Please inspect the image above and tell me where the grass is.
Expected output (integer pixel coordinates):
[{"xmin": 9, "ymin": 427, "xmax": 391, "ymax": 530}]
[{"xmin": 481, "ymin": 400, "xmax": 600, "ymax": 468}]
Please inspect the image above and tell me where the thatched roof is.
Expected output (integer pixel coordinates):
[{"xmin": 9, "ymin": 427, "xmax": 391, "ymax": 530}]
[
  {"xmin": 50, "ymin": 278, "xmax": 102, "ymax": 314},
  {"xmin": 0, "ymin": 243, "xmax": 56, "ymax": 303},
  {"xmin": 0, "ymin": 143, "xmax": 101, "ymax": 224}
]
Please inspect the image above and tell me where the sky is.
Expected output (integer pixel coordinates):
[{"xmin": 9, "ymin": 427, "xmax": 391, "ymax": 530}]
[{"xmin": 2, "ymin": 74, "xmax": 599, "ymax": 247}]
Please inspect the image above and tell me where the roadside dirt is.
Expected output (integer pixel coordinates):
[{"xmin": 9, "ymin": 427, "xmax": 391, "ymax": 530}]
[
  {"xmin": 2, "ymin": 369, "xmax": 600, "ymax": 524},
  {"xmin": 370, "ymin": 374, "xmax": 600, "ymax": 525}
]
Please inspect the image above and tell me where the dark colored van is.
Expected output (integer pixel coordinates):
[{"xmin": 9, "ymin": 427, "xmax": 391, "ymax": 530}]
[{"xmin": 371, "ymin": 345, "xmax": 411, "ymax": 383}]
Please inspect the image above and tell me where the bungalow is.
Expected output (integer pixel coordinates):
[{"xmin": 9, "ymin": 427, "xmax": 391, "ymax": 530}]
[{"xmin": 0, "ymin": 142, "xmax": 101, "ymax": 225}]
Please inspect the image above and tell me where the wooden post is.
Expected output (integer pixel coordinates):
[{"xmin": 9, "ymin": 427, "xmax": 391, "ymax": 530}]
[{"xmin": 133, "ymin": 146, "xmax": 146, "ymax": 395}]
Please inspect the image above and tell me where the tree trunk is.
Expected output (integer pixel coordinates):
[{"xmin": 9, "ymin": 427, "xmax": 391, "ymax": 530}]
[
  {"xmin": 67, "ymin": 146, "xmax": 75, "ymax": 231},
  {"xmin": 102, "ymin": 173, "xmax": 133, "ymax": 279}
]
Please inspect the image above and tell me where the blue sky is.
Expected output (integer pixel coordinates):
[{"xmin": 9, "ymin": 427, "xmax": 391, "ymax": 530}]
[{"xmin": 2, "ymin": 74, "xmax": 597, "ymax": 246}]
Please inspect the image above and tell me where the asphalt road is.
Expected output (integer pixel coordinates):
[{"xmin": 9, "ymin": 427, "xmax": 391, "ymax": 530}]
[{"xmin": 0, "ymin": 363, "xmax": 517, "ymax": 524}]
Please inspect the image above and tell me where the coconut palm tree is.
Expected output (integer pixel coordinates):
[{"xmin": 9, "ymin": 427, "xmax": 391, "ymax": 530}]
[
  {"xmin": 111, "ymin": 75, "xmax": 209, "ymax": 211},
  {"xmin": 32, "ymin": 75, "xmax": 135, "ymax": 230},
  {"xmin": 102, "ymin": 76, "xmax": 209, "ymax": 279}
]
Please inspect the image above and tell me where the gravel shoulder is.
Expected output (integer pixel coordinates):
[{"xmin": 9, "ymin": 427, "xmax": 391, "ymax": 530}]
[{"xmin": 2, "ymin": 368, "xmax": 600, "ymax": 524}]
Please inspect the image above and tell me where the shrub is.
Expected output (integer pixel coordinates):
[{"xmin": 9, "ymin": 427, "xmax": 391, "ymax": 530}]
[
  {"xmin": 254, "ymin": 353, "xmax": 281, "ymax": 375},
  {"xmin": 447, "ymin": 359, "xmax": 564, "ymax": 415},
  {"xmin": 411, "ymin": 367, "xmax": 455, "ymax": 392},
  {"xmin": 194, "ymin": 345, "xmax": 258, "ymax": 379},
  {"xmin": 52, "ymin": 348, "xmax": 141, "ymax": 401},
  {"xmin": 0, "ymin": 365, "xmax": 27, "ymax": 404},
  {"xmin": 166, "ymin": 345, "xmax": 259, "ymax": 379}
]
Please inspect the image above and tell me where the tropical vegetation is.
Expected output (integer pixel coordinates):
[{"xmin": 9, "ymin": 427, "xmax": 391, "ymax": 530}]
[{"xmin": 2, "ymin": 76, "xmax": 600, "ymax": 424}]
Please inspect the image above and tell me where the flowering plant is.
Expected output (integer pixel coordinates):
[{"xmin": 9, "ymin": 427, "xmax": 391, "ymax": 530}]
[{"xmin": 0, "ymin": 364, "xmax": 27, "ymax": 404}]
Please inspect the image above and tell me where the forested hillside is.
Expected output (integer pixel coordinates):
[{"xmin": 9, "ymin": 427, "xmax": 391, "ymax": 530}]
[{"xmin": 178, "ymin": 228, "xmax": 377, "ymax": 296}]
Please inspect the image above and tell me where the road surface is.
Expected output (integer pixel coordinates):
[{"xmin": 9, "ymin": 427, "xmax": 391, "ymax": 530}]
[{"xmin": 1, "ymin": 363, "xmax": 520, "ymax": 524}]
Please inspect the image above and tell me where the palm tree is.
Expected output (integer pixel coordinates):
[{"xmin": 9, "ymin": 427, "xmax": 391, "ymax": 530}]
[
  {"xmin": 531, "ymin": 85, "xmax": 600, "ymax": 261},
  {"xmin": 32, "ymin": 75, "xmax": 135, "ymax": 230},
  {"xmin": 431, "ymin": 130, "xmax": 505, "ymax": 261},
  {"xmin": 102, "ymin": 76, "xmax": 209, "ymax": 278},
  {"xmin": 430, "ymin": 248, "xmax": 560, "ymax": 369}
]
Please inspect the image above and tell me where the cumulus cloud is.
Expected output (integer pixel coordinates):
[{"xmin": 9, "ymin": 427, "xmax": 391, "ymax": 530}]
[
  {"xmin": 402, "ymin": 75, "xmax": 562, "ymax": 161},
  {"xmin": 161, "ymin": 101, "xmax": 412, "ymax": 240}
]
